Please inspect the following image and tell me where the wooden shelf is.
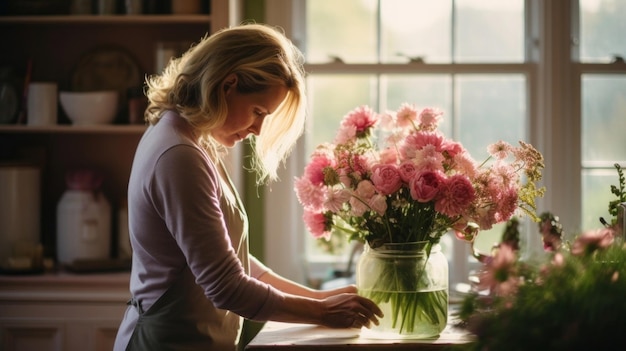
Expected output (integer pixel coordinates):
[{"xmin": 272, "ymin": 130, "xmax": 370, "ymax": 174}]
[
  {"xmin": 0, "ymin": 124, "xmax": 146, "ymax": 134},
  {"xmin": 0, "ymin": 14, "xmax": 212, "ymax": 25}
]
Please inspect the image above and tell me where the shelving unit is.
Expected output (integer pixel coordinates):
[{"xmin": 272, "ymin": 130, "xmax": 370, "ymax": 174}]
[{"xmin": 0, "ymin": 3, "xmax": 235, "ymax": 349}]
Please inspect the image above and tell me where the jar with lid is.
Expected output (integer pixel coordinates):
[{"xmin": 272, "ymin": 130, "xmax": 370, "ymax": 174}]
[{"xmin": 56, "ymin": 169, "xmax": 111, "ymax": 265}]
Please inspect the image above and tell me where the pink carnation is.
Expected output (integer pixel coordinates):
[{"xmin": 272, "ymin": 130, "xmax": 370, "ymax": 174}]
[
  {"xmin": 304, "ymin": 151, "xmax": 333, "ymax": 186},
  {"xmin": 435, "ymin": 174, "xmax": 476, "ymax": 217},
  {"xmin": 340, "ymin": 105, "xmax": 377, "ymax": 138},
  {"xmin": 371, "ymin": 164, "xmax": 402, "ymax": 195},
  {"xmin": 293, "ymin": 177, "xmax": 325, "ymax": 211},
  {"xmin": 303, "ymin": 209, "xmax": 330, "ymax": 240}
]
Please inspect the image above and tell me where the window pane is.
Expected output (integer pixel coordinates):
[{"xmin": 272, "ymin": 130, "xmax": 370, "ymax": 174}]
[
  {"xmin": 581, "ymin": 75, "xmax": 626, "ymax": 162},
  {"xmin": 380, "ymin": 0, "xmax": 451, "ymax": 63},
  {"xmin": 306, "ymin": 75, "xmax": 377, "ymax": 149},
  {"xmin": 455, "ymin": 0, "xmax": 525, "ymax": 62},
  {"xmin": 582, "ymin": 169, "xmax": 617, "ymax": 232},
  {"xmin": 580, "ymin": 0, "xmax": 626, "ymax": 62},
  {"xmin": 457, "ymin": 75, "xmax": 527, "ymax": 157},
  {"xmin": 306, "ymin": 0, "xmax": 378, "ymax": 63},
  {"xmin": 383, "ymin": 74, "xmax": 452, "ymax": 135}
]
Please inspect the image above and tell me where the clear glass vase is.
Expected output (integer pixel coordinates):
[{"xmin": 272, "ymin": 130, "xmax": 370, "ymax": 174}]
[{"xmin": 356, "ymin": 241, "xmax": 448, "ymax": 339}]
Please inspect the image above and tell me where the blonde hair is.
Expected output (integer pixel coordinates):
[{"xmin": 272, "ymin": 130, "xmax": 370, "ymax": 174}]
[{"xmin": 144, "ymin": 23, "xmax": 307, "ymax": 184}]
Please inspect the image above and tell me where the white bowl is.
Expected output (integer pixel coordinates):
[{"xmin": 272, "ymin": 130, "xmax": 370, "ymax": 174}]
[{"xmin": 59, "ymin": 91, "xmax": 119, "ymax": 125}]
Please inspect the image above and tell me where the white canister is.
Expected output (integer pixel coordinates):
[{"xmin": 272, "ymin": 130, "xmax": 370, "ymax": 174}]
[
  {"xmin": 0, "ymin": 164, "xmax": 41, "ymax": 265},
  {"xmin": 27, "ymin": 82, "xmax": 58, "ymax": 126},
  {"xmin": 56, "ymin": 189, "xmax": 111, "ymax": 264}
]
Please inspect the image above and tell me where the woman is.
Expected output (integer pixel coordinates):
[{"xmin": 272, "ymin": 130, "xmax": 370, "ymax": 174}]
[{"xmin": 114, "ymin": 23, "xmax": 382, "ymax": 351}]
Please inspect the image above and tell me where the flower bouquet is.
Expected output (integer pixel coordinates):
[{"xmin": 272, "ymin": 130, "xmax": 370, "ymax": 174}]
[{"xmin": 294, "ymin": 103, "xmax": 545, "ymax": 336}]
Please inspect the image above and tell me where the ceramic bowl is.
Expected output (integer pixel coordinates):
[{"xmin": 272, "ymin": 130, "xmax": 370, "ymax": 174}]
[{"xmin": 59, "ymin": 91, "xmax": 119, "ymax": 125}]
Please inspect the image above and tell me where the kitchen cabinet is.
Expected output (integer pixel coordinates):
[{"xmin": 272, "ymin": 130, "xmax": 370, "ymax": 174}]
[
  {"xmin": 0, "ymin": 0, "xmax": 234, "ymax": 260},
  {"xmin": 0, "ymin": 2, "xmax": 236, "ymax": 349},
  {"xmin": 0, "ymin": 272, "xmax": 130, "ymax": 351}
]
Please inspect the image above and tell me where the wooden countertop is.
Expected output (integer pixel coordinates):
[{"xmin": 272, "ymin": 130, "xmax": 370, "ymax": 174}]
[{"xmin": 245, "ymin": 316, "xmax": 475, "ymax": 350}]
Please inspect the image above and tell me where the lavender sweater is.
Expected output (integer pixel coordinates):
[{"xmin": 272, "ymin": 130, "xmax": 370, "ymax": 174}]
[{"xmin": 114, "ymin": 112, "xmax": 284, "ymax": 350}]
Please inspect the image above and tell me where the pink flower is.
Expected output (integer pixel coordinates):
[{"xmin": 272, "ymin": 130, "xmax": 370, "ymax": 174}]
[
  {"xmin": 378, "ymin": 111, "xmax": 396, "ymax": 130},
  {"xmin": 395, "ymin": 103, "xmax": 419, "ymax": 129},
  {"xmin": 488, "ymin": 141, "xmax": 512, "ymax": 160},
  {"xmin": 409, "ymin": 170, "xmax": 444, "ymax": 202},
  {"xmin": 494, "ymin": 186, "xmax": 518, "ymax": 222},
  {"xmin": 401, "ymin": 131, "xmax": 444, "ymax": 159},
  {"xmin": 571, "ymin": 228, "xmax": 616, "ymax": 256},
  {"xmin": 293, "ymin": 177, "xmax": 325, "ymax": 211},
  {"xmin": 398, "ymin": 160, "xmax": 418, "ymax": 183},
  {"xmin": 371, "ymin": 164, "xmax": 402, "ymax": 195},
  {"xmin": 336, "ymin": 150, "xmax": 370, "ymax": 184},
  {"xmin": 418, "ymin": 107, "xmax": 443, "ymax": 130},
  {"xmin": 477, "ymin": 243, "xmax": 520, "ymax": 297},
  {"xmin": 304, "ymin": 151, "xmax": 334, "ymax": 186},
  {"xmin": 441, "ymin": 140, "xmax": 465, "ymax": 158},
  {"xmin": 339, "ymin": 105, "xmax": 377, "ymax": 138},
  {"xmin": 450, "ymin": 152, "xmax": 477, "ymax": 177},
  {"xmin": 303, "ymin": 209, "xmax": 331, "ymax": 240},
  {"xmin": 435, "ymin": 174, "xmax": 476, "ymax": 217},
  {"xmin": 414, "ymin": 144, "xmax": 445, "ymax": 172},
  {"xmin": 350, "ymin": 180, "xmax": 377, "ymax": 216},
  {"xmin": 368, "ymin": 194, "xmax": 388, "ymax": 216},
  {"xmin": 333, "ymin": 124, "xmax": 356, "ymax": 144},
  {"xmin": 324, "ymin": 187, "xmax": 351, "ymax": 213}
]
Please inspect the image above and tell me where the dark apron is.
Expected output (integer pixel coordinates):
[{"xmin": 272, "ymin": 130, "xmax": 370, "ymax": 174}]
[{"xmin": 125, "ymin": 267, "xmax": 237, "ymax": 351}]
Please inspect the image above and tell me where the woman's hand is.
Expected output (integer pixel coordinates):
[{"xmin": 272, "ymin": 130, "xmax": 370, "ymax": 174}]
[
  {"xmin": 318, "ymin": 293, "xmax": 383, "ymax": 329},
  {"xmin": 315, "ymin": 284, "xmax": 358, "ymax": 299}
]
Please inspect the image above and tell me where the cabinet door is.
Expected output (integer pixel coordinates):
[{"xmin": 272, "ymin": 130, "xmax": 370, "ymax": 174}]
[
  {"xmin": 0, "ymin": 320, "xmax": 64, "ymax": 351},
  {"xmin": 65, "ymin": 319, "xmax": 121, "ymax": 351}
]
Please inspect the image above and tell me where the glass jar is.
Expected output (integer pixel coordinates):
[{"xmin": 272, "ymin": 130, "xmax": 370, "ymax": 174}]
[{"xmin": 356, "ymin": 241, "xmax": 448, "ymax": 339}]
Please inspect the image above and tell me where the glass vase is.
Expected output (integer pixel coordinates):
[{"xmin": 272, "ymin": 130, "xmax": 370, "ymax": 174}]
[{"xmin": 356, "ymin": 241, "xmax": 448, "ymax": 339}]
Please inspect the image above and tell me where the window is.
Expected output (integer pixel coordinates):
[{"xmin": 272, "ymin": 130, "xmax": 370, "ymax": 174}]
[
  {"xmin": 577, "ymin": 0, "xmax": 626, "ymax": 231},
  {"xmin": 261, "ymin": 0, "xmax": 626, "ymax": 288}
]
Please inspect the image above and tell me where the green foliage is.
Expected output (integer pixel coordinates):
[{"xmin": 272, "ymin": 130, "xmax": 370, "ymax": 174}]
[
  {"xmin": 608, "ymin": 163, "xmax": 625, "ymax": 225},
  {"xmin": 460, "ymin": 241, "xmax": 626, "ymax": 351}
]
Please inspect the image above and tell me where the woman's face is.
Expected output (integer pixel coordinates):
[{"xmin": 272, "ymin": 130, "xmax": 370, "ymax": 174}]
[{"xmin": 212, "ymin": 78, "xmax": 288, "ymax": 147}]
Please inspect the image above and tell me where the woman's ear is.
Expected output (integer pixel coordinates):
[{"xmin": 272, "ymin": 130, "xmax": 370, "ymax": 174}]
[{"xmin": 223, "ymin": 73, "xmax": 238, "ymax": 92}]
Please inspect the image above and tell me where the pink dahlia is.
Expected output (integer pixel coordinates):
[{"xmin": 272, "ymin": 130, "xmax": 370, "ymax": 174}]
[{"xmin": 435, "ymin": 174, "xmax": 476, "ymax": 217}]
